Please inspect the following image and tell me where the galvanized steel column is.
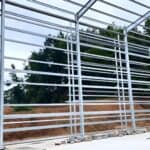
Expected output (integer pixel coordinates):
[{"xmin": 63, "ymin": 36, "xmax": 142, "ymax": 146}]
[
  {"xmin": 0, "ymin": 0, "xmax": 5, "ymax": 149},
  {"xmin": 75, "ymin": 19, "xmax": 85, "ymax": 138},
  {"xmin": 74, "ymin": 0, "xmax": 97, "ymax": 139},
  {"xmin": 124, "ymin": 29, "xmax": 136, "ymax": 131}
]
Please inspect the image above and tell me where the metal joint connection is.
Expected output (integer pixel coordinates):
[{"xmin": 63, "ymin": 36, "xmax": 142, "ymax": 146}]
[
  {"xmin": 126, "ymin": 11, "xmax": 150, "ymax": 33},
  {"xmin": 75, "ymin": 0, "xmax": 97, "ymax": 20}
]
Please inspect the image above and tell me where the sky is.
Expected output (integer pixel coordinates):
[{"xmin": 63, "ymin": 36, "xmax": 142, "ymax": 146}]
[{"xmin": 2, "ymin": 0, "xmax": 150, "ymax": 89}]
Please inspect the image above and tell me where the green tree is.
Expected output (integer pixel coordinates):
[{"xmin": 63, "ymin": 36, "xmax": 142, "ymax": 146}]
[
  {"xmin": 144, "ymin": 19, "xmax": 150, "ymax": 35},
  {"xmin": 5, "ymin": 64, "xmax": 26, "ymax": 104},
  {"xmin": 5, "ymin": 21, "xmax": 150, "ymax": 104},
  {"xmin": 25, "ymin": 32, "xmax": 68, "ymax": 103}
]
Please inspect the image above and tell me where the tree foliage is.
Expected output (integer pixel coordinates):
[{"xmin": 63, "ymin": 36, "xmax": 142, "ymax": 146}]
[{"xmin": 5, "ymin": 20, "xmax": 150, "ymax": 104}]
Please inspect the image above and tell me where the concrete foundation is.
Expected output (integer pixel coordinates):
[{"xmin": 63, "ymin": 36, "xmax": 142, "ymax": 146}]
[{"xmin": 6, "ymin": 132, "xmax": 150, "ymax": 150}]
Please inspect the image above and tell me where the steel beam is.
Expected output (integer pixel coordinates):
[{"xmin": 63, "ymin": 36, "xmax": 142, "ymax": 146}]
[
  {"xmin": 129, "ymin": 0, "xmax": 150, "ymax": 9},
  {"xmin": 0, "ymin": 0, "xmax": 5, "ymax": 149},
  {"xmin": 65, "ymin": 0, "xmax": 150, "ymax": 32},
  {"xmin": 75, "ymin": 0, "xmax": 97, "ymax": 20},
  {"xmin": 126, "ymin": 11, "xmax": 150, "ymax": 32}
]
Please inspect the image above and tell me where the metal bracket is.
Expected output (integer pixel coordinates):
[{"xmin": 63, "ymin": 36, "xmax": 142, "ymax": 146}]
[{"xmin": 75, "ymin": 0, "xmax": 97, "ymax": 20}]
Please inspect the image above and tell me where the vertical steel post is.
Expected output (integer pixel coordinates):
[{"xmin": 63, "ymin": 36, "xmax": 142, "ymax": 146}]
[
  {"xmin": 75, "ymin": 19, "xmax": 85, "ymax": 138},
  {"xmin": 0, "ymin": 0, "xmax": 5, "ymax": 149},
  {"xmin": 114, "ymin": 39, "xmax": 123, "ymax": 130},
  {"xmin": 69, "ymin": 23, "xmax": 77, "ymax": 135},
  {"xmin": 117, "ymin": 34, "xmax": 128, "ymax": 130},
  {"xmin": 67, "ymin": 33, "xmax": 73, "ymax": 137},
  {"xmin": 124, "ymin": 29, "xmax": 136, "ymax": 131}
]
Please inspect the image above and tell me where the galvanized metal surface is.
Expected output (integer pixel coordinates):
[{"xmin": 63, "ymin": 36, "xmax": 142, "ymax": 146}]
[{"xmin": 0, "ymin": 0, "xmax": 150, "ymax": 148}]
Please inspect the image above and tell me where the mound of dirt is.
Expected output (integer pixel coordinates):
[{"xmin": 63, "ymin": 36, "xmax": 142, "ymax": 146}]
[{"xmin": 4, "ymin": 102, "xmax": 150, "ymax": 142}]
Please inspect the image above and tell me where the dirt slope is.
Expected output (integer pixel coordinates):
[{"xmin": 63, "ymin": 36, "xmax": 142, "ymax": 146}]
[{"xmin": 4, "ymin": 103, "xmax": 150, "ymax": 142}]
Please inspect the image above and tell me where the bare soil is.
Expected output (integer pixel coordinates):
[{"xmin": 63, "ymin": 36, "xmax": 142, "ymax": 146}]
[{"xmin": 4, "ymin": 103, "xmax": 150, "ymax": 142}]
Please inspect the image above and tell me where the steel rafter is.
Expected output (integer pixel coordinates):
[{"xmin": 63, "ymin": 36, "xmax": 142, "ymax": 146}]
[
  {"xmin": 75, "ymin": 0, "xmax": 97, "ymax": 20},
  {"xmin": 126, "ymin": 11, "xmax": 150, "ymax": 33}
]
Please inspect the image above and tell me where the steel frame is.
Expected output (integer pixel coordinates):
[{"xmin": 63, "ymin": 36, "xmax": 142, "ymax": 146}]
[
  {"xmin": 124, "ymin": 10, "xmax": 150, "ymax": 131},
  {"xmin": 126, "ymin": 11, "xmax": 150, "ymax": 32},
  {"xmin": 75, "ymin": 0, "xmax": 97, "ymax": 20},
  {"xmin": 75, "ymin": 0, "xmax": 97, "ymax": 138},
  {"xmin": 0, "ymin": 0, "xmax": 150, "ymax": 148}
]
